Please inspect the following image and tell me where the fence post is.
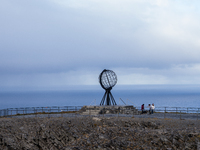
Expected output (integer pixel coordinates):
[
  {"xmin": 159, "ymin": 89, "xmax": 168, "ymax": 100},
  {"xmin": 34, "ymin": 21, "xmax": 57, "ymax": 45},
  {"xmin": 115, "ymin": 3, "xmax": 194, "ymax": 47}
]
[
  {"xmin": 48, "ymin": 108, "xmax": 50, "ymax": 118},
  {"xmin": 164, "ymin": 107, "xmax": 166, "ymax": 119},
  {"xmin": 25, "ymin": 108, "xmax": 27, "ymax": 115},
  {"xmin": 7, "ymin": 108, "xmax": 9, "ymax": 117},
  {"xmin": 197, "ymin": 108, "xmax": 199, "ymax": 120},
  {"xmin": 117, "ymin": 107, "xmax": 119, "ymax": 118},
  {"xmin": 180, "ymin": 111, "xmax": 181, "ymax": 120},
  {"xmin": 4, "ymin": 109, "xmax": 6, "ymax": 117},
  {"xmin": 75, "ymin": 107, "xmax": 77, "ymax": 117},
  {"xmin": 35, "ymin": 109, "xmax": 37, "ymax": 118},
  {"xmin": 103, "ymin": 107, "xmax": 105, "ymax": 118},
  {"xmin": 164, "ymin": 111, "xmax": 166, "ymax": 119}
]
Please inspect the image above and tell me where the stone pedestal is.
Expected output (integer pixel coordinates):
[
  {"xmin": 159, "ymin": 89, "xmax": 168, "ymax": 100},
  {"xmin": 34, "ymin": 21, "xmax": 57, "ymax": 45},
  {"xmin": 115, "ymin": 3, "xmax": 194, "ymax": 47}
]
[{"xmin": 79, "ymin": 105, "xmax": 139, "ymax": 115}]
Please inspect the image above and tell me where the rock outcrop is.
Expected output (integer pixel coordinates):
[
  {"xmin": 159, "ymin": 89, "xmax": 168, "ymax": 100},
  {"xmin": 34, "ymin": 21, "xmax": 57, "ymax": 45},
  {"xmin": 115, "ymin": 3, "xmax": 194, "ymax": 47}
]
[{"xmin": 0, "ymin": 117, "xmax": 200, "ymax": 149}]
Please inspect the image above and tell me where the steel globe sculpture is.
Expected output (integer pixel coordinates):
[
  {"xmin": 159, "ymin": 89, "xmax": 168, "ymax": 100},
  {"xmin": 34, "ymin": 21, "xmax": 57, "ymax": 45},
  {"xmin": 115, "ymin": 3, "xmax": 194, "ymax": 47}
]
[{"xmin": 99, "ymin": 69, "xmax": 117, "ymax": 105}]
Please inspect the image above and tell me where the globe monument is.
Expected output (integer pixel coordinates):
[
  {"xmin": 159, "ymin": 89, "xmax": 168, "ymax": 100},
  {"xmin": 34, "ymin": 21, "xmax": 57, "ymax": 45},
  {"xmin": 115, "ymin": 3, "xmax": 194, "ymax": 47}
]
[
  {"xmin": 79, "ymin": 69, "xmax": 139, "ymax": 115},
  {"xmin": 99, "ymin": 69, "xmax": 117, "ymax": 105}
]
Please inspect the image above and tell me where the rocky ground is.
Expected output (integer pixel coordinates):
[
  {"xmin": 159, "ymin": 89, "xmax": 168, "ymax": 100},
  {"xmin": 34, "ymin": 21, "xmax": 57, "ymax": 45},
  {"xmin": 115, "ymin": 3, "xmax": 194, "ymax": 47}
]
[{"xmin": 0, "ymin": 116, "xmax": 200, "ymax": 150}]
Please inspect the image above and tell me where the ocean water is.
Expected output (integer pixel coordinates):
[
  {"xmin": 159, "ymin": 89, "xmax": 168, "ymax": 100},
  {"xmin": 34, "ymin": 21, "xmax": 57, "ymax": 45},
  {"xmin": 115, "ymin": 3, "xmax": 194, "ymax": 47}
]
[{"xmin": 0, "ymin": 85, "xmax": 200, "ymax": 109}]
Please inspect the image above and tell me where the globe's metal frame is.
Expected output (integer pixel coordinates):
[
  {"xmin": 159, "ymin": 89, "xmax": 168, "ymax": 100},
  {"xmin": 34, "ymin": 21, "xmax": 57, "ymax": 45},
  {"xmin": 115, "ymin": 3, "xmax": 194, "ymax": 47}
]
[{"xmin": 99, "ymin": 69, "xmax": 117, "ymax": 105}]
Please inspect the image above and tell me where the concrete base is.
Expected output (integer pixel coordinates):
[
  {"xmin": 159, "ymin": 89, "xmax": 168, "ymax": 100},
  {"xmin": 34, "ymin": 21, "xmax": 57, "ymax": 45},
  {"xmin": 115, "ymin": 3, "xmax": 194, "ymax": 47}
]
[{"xmin": 79, "ymin": 105, "xmax": 139, "ymax": 115}]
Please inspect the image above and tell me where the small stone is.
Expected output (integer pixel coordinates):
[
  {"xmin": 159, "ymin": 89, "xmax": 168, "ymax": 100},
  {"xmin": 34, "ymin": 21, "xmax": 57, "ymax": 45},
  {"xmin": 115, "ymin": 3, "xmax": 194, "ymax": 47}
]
[
  {"xmin": 99, "ymin": 135, "xmax": 105, "ymax": 139},
  {"xmin": 92, "ymin": 117, "xmax": 101, "ymax": 122}
]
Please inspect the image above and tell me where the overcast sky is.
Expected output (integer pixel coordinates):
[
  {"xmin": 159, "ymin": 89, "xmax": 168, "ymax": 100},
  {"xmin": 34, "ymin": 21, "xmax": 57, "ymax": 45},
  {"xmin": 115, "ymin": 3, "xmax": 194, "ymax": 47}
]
[{"xmin": 1, "ymin": 0, "xmax": 200, "ymax": 90}]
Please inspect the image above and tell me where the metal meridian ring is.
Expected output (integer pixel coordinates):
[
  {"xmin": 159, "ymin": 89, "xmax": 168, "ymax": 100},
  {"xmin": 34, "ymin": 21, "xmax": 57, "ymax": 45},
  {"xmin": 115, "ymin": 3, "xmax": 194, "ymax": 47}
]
[{"xmin": 99, "ymin": 69, "xmax": 117, "ymax": 90}]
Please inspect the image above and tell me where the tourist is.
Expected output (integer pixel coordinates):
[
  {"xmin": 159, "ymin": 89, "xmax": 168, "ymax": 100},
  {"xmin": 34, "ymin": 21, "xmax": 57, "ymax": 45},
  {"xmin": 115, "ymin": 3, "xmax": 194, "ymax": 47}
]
[
  {"xmin": 141, "ymin": 104, "xmax": 144, "ymax": 114},
  {"xmin": 151, "ymin": 103, "xmax": 155, "ymax": 114},
  {"xmin": 147, "ymin": 104, "xmax": 151, "ymax": 114}
]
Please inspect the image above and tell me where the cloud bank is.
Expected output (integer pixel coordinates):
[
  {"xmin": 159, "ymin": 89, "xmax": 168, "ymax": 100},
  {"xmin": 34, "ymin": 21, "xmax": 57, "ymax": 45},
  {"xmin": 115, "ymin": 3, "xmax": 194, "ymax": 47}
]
[{"xmin": 1, "ymin": 0, "xmax": 200, "ymax": 89}]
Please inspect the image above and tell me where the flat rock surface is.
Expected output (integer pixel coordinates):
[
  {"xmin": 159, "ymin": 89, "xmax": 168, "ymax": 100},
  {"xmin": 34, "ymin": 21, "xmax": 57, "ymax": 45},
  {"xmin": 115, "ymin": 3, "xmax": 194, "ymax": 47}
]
[{"xmin": 0, "ymin": 116, "xmax": 200, "ymax": 150}]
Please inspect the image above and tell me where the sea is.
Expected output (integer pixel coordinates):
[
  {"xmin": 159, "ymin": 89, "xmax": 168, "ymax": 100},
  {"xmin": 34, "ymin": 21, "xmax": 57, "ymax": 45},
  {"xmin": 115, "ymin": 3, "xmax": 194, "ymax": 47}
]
[{"xmin": 0, "ymin": 85, "xmax": 200, "ymax": 110}]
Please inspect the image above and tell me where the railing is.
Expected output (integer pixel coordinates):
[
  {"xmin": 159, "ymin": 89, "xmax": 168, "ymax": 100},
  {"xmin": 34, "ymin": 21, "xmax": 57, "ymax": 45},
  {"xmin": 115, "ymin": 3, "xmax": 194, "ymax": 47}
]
[
  {"xmin": 1, "ymin": 106, "xmax": 200, "ymax": 120},
  {"xmin": 0, "ymin": 106, "xmax": 82, "ymax": 117}
]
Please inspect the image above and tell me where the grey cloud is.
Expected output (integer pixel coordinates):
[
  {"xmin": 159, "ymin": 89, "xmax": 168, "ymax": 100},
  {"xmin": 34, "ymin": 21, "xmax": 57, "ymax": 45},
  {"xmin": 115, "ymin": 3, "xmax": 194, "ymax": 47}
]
[{"xmin": 1, "ymin": 0, "xmax": 200, "ymax": 87}]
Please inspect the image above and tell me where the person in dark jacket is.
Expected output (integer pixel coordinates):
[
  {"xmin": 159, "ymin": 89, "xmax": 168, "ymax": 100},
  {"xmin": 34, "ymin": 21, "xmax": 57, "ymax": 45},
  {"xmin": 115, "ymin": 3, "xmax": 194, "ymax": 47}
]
[{"xmin": 141, "ymin": 104, "xmax": 145, "ymax": 114}]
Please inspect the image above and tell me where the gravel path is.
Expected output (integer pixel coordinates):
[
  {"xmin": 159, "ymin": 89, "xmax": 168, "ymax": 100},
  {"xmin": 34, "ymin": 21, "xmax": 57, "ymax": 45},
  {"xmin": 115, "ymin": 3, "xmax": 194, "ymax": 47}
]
[
  {"xmin": 9, "ymin": 112, "xmax": 200, "ymax": 120},
  {"xmin": 135, "ymin": 112, "xmax": 200, "ymax": 120}
]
